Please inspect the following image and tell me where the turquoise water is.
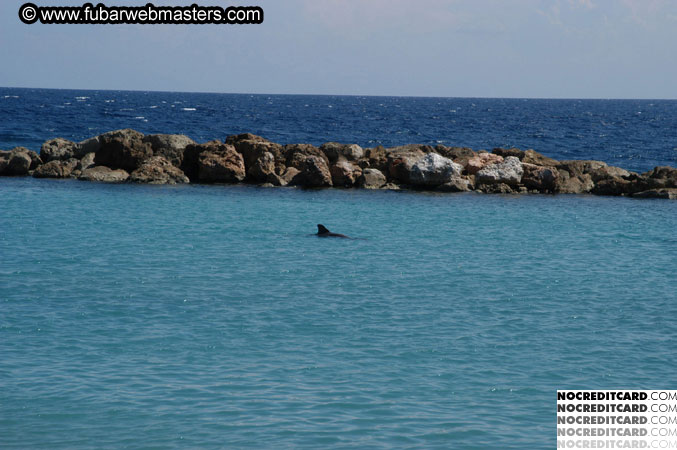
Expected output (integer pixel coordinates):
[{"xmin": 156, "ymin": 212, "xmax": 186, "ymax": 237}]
[{"xmin": 1, "ymin": 178, "xmax": 676, "ymax": 448}]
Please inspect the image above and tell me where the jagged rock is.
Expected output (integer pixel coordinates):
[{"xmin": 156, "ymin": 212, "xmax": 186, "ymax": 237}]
[
  {"xmin": 555, "ymin": 160, "xmax": 607, "ymax": 194},
  {"xmin": 0, "ymin": 148, "xmax": 33, "ymax": 176},
  {"xmin": 130, "ymin": 156, "xmax": 190, "ymax": 184},
  {"xmin": 142, "ymin": 134, "xmax": 195, "ymax": 167},
  {"xmin": 492, "ymin": 148, "xmax": 558, "ymax": 166},
  {"xmin": 77, "ymin": 152, "xmax": 96, "ymax": 171},
  {"xmin": 40, "ymin": 138, "xmax": 80, "ymax": 162},
  {"xmin": 434, "ymin": 146, "xmax": 477, "ymax": 163},
  {"xmin": 387, "ymin": 147, "xmax": 426, "ymax": 184},
  {"xmin": 77, "ymin": 136, "xmax": 101, "ymax": 155},
  {"xmin": 523, "ymin": 150, "xmax": 558, "ymax": 166},
  {"xmin": 558, "ymin": 160, "xmax": 607, "ymax": 177},
  {"xmin": 589, "ymin": 165, "xmax": 631, "ymax": 183},
  {"xmin": 280, "ymin": 167, "xmax": 300, "ymax": 185},
  {"xmin": 556, "ymin": 171, "xmax": 594, "ymax": 194},
  {"xmin": 632, "ymin": 188, "xmax": 677, "ymax": 200},
  {"xmin": 479, "ymin": 183, "xmax": 515, "ymax": 194},
  {"xmin": 330, "ymin": 160, "xmax": 362, "ymax": 187},
  {"xmin": 591, "ymin": 177, "xmax": 635, "ymax": 196},
  {"xmin": 465, "ymin": 152, "xmax": 504, "ymax": 175},
  {"xmin": 522, "ymin": 163, "xmax": 560, "ymax": 192},
  {"xmin": 95, "ymin": 129, "xmax": 151, "ymax": 172},
  {"xmin": 285, "ymin": 144, "xmax": 328, "ymax": 170},
  {"xmin": 78, "ymin": 166, "xmax": 129, "ymax": 183},
  {"xmin": 358, "ymin": 168, "xmax": 387, "ymax": 189},
  {"xmin": 641, "ymin": 166, "xmax": 677, "ymax": 189},
  {"xmin": 180, "ymin": 140, "xmax": 221, "ymax": 181},
  {"xmin": 234, "ymin": 139, "xmax": 285, "ymax": 180},
  {"xmin": 198, "ymin": 144, "xmax": 246, "ymax": 183},
  {"xmin": 246, "ymin": 151, "xmax": 279, "ymax": 184},
  {"xmin": 33, "ymin": 159, "xmax": 78, "ymax": 178},
  {"xmin": 476, "ymin": 156, "xmax": 523, "ymax": 186},
  {"xmin": 225, "ymin": 133, "xmax": 268, "ymax": 146},
  {"xmin": 357, "ymin": 146, "xmax": 386, "ymax": 172},
  {"xmin": 437, "ymin": 177, "xmax": 474, "ymax": 192},
  {"xmin": 410, "ymin": 153, "xmax": 464, "ymax": 186},
  {"xmin": 320, "ymin": 142, "xmax": 364, "ymax": 162},
  {"xmin": 290, "ymin": 155, "xmax": 332, "ymax": 187},
  {"xmin": 381, "ymin": 182, "xmax": 400, "ymax": 190}
]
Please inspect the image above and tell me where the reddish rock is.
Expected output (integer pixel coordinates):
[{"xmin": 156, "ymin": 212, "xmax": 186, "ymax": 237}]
[
  {"xmin": 330, "ymin": 160, "xmax": 362, "ymax": 187},
  {"xmin": 33, "ymin": 159, "xmax": 78, "ymax": 178},
  {"xmin": 466, "ymin": 153, "xmax": 504, "ymax": 175},
  {"xmin": 198, "ymin": 144, "xmax": 246, "ymax": 183},
  {"xmin": 130, "ymin": 156, "xmax": 190, "ymax": 184}
]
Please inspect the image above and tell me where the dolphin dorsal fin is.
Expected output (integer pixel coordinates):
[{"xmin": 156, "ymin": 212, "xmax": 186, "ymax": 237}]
[{"xmin": 317, "ymin": 224, "xmax": 330, "ymax": 234}]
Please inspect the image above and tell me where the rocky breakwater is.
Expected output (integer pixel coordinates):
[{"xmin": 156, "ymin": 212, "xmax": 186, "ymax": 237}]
[{"xmin": 1, "ymin": 129, "xmax": 675, "ymax": 200}]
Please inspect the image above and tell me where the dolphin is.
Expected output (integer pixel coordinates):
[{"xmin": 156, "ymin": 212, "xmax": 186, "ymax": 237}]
[{"xmin": 316, "ymin": 224, "xmax": 350, "ymax": 239}]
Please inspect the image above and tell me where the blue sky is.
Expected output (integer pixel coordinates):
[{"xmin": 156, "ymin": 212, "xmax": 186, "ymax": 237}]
[{"xmin": 1, "ymin": 0, "xmax": 676, "ymax": 98}]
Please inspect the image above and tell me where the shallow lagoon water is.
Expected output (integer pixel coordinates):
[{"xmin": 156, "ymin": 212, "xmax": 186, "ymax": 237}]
[{"xmin": 1, "ymin": 178, "xmax": 675, "ymax": 448}]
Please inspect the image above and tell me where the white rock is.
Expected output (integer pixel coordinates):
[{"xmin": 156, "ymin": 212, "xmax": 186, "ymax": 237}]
[
  {"xmin": 410, "ymin": 153, "xmax": 463, "ymax": 186},
  {"xmin": 476, "ymin": 156, "xmax": 524, "ymax": 186}
]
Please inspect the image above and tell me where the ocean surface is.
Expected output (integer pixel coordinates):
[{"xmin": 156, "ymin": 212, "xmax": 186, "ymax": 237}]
[
  {"xmin": 1, "ymin": 88, "xmax": 677, "ymax": 448},
  {"xmin": 1, "ymin": 87, "xmax": 676, "ymax": 172}
]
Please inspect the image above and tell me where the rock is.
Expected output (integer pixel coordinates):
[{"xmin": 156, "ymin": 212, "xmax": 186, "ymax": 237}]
[
  {"xmin": 592, "ymin": 176, "xmax": 634, "ymax": 196},
  {"xmin": 180, "ymin": 140, "xmax": 221, "ymax": 181},
  {"xmin": 129, "ymin": 156, "xmax": 190, "ymax": 184},
  {"xmin": 330, "ymin": 160, "xmax": 362, "ymax": 187},
  {"xmin": 285, "ymin": 144, "xmax": 328, "ymax": 170},
  {"xmin": 555, "ymin": 160, "xmax": 608, "ymax": 194},
  {"xmin": 465, "ymin": 152, "xmax": 504, "ymax": 175},
  {"xmin": 492, "ymin": 148, "xmax": 558, "ymax": 166},
  {"xmin": 234, "ymin": 139, "xmax": 285, "ymax": 181},
  {"xmin": 77, "ymin": 152, "xmax": 96, "ymax": 171},
  {"xmin": 492, "ymin": 148, "xmax": 524, "ymax": 159},
  {"xmin": 358, "ymin": 168, "xmax": 387, "ymax": 189},
  {"xmin": 521, "ymin": 163, "xmax": 560, "ymax": 192},
  {"xmin": 198, "ymin": 144, "xmax": 246, "ymax": 183},
  {"xmin": 280, "ymin": 167, "xmax": 300, "ymax": 185},
  {"xmin": 410, "ymin": 153, "xmax": 464, "ymax": 186},
  {"xmin": 479, "ymin": 183, "xmax": 515, "ymax": 194},
  {"xmin": 0, "ymin": 149, "xmax": 33, "ymax": 176},
  {"xmin": 632, "ymin": 188, "xmax": 677, "ymax": 200},
  {"xmin": 95, "ymin": 129, "xmax": 151, "ymax": 172},
  {"xmin": 386, "ymin": 148, "xmax": 426, "ymax": 184},
  {"xmin": 437, "ymin": 176, "xmax": 474, "ymax": 192},
  {"xmin": 40, "ymin": 138, "xmax": 78, "ymax": 162},
  {"xmin": 77, "ymin": 136, "xmax": 101, "ymax": 155},
  {"xmin": 142, "ymin": 134, "xmax": 195, "ymax": 167},
  {"xmin": 381, "ymin": 182, "xmax": 401, "ymax": 190},
  {"xmin": 225, "ymin": 133, "xmax": 268, "ymax": 146},
  {"xmin": 33, "ymin": 159, "xmax": 78, "ymax": 178},
  {"xmin": 320, "ymin": 142, "xmax": 364, "ymax": 162},
  {"xmin": 363, "ymin": 146, "xmax": 389, "ymax": 173},
  {"xmin": 523, "ymin": 150, "xmax": 558, "ymax": 166},
  {"xmin": 476, "ymin": 156, "xmax": 523, "ymax": 186},
  {"xmin": 246, "ymin": 151, "xmax": 281, "ymax": 185},
  {"xmin": 290, "ymin": 155, "xmax": 333, "ymax": 187},
  {"xmin": 558, "ymin": 160, "xmax": 607, "ymax": 177},
  {"xmin": 641, "ymin": 166, "xmax": 677, "ymax": 189},
  {"xmin": 25, "ymin": 149, "xmax": 43, "ymax": 170},
  {"xmin": 435, "ymin": 146, "xmax": 477, "ymax": 163},
  {"xmin": 78, "ymin": 166, "xmax": 129, "ymax": 183},
  {"xmin": 556, "ymin": 171, "xmax": 594, "ymax": 194},
  {"xmin": 589, "ymin": 165, "xmax": 631, "ymax": 183}
]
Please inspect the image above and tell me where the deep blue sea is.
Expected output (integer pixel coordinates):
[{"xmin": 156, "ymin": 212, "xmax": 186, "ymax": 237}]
[
  {"xmin": 1, "ymin": 88, "xmax": 676, "ymax": 448},
  {"xmin": 1, "ymin": 87, "xmax": 676, "ymax": 172}
]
